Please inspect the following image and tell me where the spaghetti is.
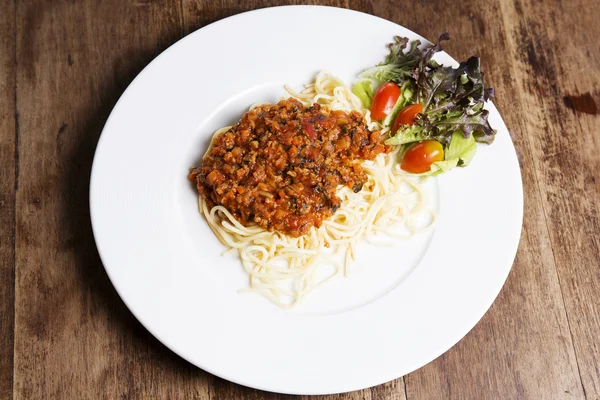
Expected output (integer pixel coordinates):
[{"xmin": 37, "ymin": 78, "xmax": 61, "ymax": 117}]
[{"xmin": 198, "ymin": 71, "xmax": 435, "ymax": 308}]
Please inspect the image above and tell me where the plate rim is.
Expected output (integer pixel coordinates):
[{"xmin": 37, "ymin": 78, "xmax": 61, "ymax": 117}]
[{"xmin": 90, "ymin": 5, "xmax": 524, "ymax": 395}]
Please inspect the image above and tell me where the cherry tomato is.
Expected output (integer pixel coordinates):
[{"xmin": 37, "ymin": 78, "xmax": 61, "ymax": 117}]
[
  {"xmin": 392, "ymin": 103, "xmax": 423, "ymax": 133},
  {"xmin": 401, "ymin": 140, "xmax": 444, "ymax": 174},
  {"xmin": 370, "ymin": 82, "xmax": 401, "ymax": 120}
]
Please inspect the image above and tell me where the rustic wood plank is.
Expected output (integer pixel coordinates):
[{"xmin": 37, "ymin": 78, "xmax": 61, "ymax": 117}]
[
  {"xmin": 0, "ymin": 0, "xmax": 16, "ymax": 399},
  {"xmin": 181, "ymin": 0, "xmax": 347, "ymax": 34},
  {"xmin": 496, "ymin": 0, "xmax": 600, "ymax": 397},
  {"xmin": 375, "ymin": 0, "xmax": 586, "ymax": 398},
  {"xmin": 204, "ymin": 374, "xmax": 408, "ymax": 400},
  {"xmin": 12, "ymin": 1, "xmax": 210, "ymax": 398}
]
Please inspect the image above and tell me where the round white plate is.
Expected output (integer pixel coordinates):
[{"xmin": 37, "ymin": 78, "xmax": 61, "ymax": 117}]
[{"xmin": 90, "ymin": 6, "xmax": 523, "ymax": 395}]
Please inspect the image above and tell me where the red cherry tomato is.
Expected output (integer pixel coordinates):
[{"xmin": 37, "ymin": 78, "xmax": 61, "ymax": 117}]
[
  {"xmin": 392, "ymin": 103, "xmax": 423, "ymax": 133},
  {"xmin": 401, "ymin": 140, "xmax": 444, "ymax": 174},
  {"xmin": 370, "ymin": 82, "xmax": 401, "ymax": 120}
]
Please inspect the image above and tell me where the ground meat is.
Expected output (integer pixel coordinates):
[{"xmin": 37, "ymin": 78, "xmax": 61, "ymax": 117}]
[{"xmin": 189, "ymin": 98, "xmax": 389, "ymax": 237}]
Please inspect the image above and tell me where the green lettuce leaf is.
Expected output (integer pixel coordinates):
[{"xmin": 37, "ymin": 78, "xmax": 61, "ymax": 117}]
[
  {"xmin": 429, "ymin": 159, "xmax": 459, "ymax": 175},
  {"xmin": 424, "ymin": 130, "xmax": 477, "ymax": 176},
  {"xmin": 384, "ymin": 36, "xmax": 410, "ymax": 64},
  {"xmin": 352, "ymin": 80, "xmax": 374, "ymax": 108},
  {"xmin": 385, "ymin": 124, "xmax": 426, "ymax": 145},
  {"xmin": 358, "ymin": 64, "xmax": 414, "ymax": 84},
  {"xmin": 444, "ymin": 130, "xmax": 477, "ymax": 166}
]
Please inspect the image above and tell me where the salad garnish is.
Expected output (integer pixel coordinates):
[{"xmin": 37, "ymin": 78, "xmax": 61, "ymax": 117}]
[{"xmin": 354, "ymin": 33, "xmax": 496, "ymax": 175}]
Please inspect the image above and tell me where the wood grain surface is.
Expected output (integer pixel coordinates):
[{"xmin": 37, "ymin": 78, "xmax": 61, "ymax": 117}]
[
  {"xmin": 0, "ymin": 1, "xmax": 16, "ymax": 399},
  {"xmin": 1, "ymin": 0, "xmax": 599, "ymax": 399}
]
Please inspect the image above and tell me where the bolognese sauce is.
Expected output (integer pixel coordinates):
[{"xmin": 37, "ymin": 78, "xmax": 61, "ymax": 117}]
[{"xmin": 189, "ymin": 98, "xmax": 389, "ymax": 237}]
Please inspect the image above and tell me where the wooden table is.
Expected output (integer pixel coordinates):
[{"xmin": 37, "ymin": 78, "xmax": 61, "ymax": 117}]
[{"xmin": 1, "ymin": 0, "xmax": 599, "ymax": 398}]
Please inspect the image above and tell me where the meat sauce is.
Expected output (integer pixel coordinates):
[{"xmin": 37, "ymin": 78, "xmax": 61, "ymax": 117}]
[{"xmin": 189, "ymin": 98, "xmax": 389, "ymax": 237}]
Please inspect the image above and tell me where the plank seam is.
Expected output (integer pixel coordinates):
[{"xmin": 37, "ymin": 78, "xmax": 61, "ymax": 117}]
[
  {"xmin": 179, "ymin": 0, "xmax": 186, "ymax": 35},
  {"xmin": 540, "ymin": 197, "xmax": 588, "ymax": 400},
  {"xmin": 11, "ymin": 1, "xmax": 18, "ymax": 398}
]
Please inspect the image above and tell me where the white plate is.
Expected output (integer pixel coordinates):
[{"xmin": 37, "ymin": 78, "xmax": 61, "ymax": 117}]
[{"xmin": 90, "ymin": 6, "xmax": 523, "ymax": 395}]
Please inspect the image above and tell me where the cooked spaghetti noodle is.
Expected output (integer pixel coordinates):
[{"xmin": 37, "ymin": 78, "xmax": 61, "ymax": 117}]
[{"xmin": 199, "ymin": 71, "xmax": 435, "ymax": 308}]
